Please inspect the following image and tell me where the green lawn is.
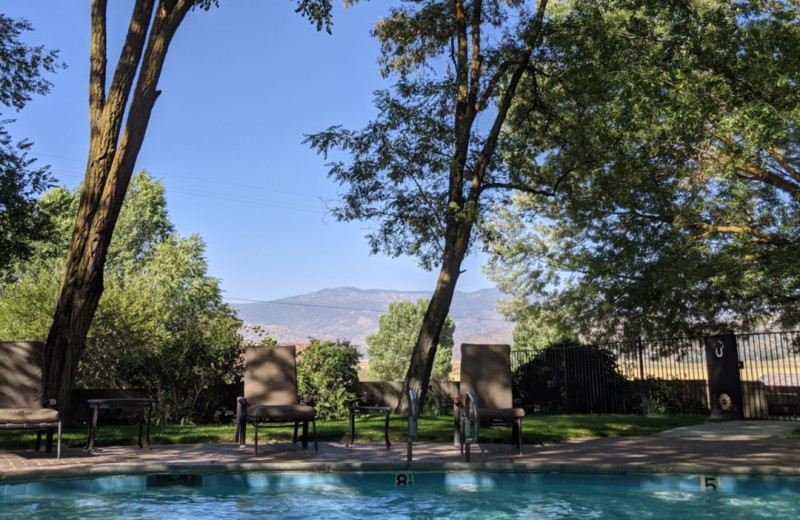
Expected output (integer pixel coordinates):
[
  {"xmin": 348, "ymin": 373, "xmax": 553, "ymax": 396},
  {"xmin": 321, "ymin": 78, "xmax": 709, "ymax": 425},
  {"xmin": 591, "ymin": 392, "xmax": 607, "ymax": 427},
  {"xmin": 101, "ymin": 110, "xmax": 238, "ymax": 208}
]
[{"xmin": 0, "ymin": 414, "xmax": 712, "ymax": 450}]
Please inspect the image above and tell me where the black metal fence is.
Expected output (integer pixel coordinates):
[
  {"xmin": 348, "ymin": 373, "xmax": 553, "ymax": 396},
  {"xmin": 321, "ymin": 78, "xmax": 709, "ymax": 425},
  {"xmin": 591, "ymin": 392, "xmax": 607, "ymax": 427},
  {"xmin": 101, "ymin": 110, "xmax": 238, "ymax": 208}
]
[{"xmin": 510, "ymin": 331, "xmax": 800, "ymax": 420}]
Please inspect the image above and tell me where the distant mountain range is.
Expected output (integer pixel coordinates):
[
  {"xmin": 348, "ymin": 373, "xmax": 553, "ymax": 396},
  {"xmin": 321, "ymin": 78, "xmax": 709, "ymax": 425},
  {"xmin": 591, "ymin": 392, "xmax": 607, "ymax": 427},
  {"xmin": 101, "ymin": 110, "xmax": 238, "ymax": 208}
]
[{"xmin": 231, "ymin": 287, "xmax": 514, "ymax": 356}]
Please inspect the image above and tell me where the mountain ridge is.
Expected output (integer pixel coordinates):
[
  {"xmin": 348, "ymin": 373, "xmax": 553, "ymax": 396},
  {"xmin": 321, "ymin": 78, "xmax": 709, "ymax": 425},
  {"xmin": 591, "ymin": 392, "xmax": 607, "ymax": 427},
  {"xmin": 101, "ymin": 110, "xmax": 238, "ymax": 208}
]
[{"xmin": 231, "ymin": 287, "xmax": 514, "ymax": 355}]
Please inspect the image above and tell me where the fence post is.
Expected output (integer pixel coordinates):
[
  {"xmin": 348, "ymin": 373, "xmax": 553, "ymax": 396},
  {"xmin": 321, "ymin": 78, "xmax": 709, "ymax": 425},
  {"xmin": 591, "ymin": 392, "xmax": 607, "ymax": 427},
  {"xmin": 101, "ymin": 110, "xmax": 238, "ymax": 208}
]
[
  {"xmin": 637, "ymin": 337, "xmax": 645, "ymax": 381},
  {"xmin": 704, "ymin": 334, "xmax": 744, "ymax": 420},
  {"xmin": 562, "ymin": 346, "xmax": 569, "ymax": 412}
]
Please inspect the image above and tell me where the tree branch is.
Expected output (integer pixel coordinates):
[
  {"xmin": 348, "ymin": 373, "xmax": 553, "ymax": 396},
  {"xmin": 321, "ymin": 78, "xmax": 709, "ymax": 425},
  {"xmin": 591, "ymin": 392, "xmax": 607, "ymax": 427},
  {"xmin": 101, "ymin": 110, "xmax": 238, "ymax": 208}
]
[
  {"xmin": 470, "ymin": 0, "xmax": 548, "ymax": 201},
  {"xmin": 481, "ymin": 181, "xmax": 554, "ymax": 197},
  {"xmin": 101, "ymin": 0, "xmax": 156, "ymax": 159},
  {"xmin": 89, "ymin": 0, "xmax": 108, "ymax": 135},
  {"xmin": 467, "ymin": 0, "xmax": 482, "ymax": 120}
]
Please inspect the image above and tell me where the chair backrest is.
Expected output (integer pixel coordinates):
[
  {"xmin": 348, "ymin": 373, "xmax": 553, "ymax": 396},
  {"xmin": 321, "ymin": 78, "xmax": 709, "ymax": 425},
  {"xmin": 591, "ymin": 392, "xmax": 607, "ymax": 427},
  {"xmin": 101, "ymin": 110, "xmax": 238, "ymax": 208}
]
[
  {"xmin": 0, "ymin": 341, "xmax": 45, "ymax": 409},
  {"xmin": 459, "ymin": 343, "xmax": 513, "ymax": 409},
  {"xmin": 243, "ymin": 345, "xmax": 299, "ymax": 406}
]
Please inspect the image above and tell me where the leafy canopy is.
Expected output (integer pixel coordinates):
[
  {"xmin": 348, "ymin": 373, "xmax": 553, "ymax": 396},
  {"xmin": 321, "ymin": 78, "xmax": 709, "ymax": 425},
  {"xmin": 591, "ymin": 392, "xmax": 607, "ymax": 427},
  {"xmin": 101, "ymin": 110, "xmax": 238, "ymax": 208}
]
[
  {"xmin": 0, "ymin": 14, "xmax": 63, "ymax": 275},
  {"xmin": 305, "ymin": 1, "xmax": 551, "ymax": 270},
  {"xmin": 484, "ymin": 0, "xmax": 800, "ymax": 341},
  {"xmin": 0, "ymin": 172, "xmax": 243, "ymax": 424}
]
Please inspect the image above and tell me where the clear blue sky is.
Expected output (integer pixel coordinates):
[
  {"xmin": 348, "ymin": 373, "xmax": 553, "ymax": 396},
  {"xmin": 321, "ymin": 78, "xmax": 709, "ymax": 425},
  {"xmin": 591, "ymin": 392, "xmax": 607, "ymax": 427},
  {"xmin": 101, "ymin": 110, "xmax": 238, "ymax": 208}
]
[{"xmin": 4, "ymin": 1, "xmax": 493, "ymax": 303}]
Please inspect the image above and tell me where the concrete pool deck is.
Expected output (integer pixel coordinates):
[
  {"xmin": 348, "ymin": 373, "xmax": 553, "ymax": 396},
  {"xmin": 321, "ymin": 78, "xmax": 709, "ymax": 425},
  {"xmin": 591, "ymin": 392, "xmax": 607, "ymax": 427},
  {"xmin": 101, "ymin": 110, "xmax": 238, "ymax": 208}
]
[{"xmin": 1, "ymin": 420, "xmax": 798, "ymax": 482}]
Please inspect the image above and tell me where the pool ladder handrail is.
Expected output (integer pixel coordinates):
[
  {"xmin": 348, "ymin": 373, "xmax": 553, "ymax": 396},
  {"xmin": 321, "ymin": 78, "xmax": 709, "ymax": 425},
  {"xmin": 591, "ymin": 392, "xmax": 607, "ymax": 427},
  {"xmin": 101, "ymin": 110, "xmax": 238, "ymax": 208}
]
[
  {"xmin": 407, "ymin": 389, "xmax": 418, "ymax": 462},
  {"xmin": 459, "ymin": 390, "xmax": 479, "ymax": 462}
]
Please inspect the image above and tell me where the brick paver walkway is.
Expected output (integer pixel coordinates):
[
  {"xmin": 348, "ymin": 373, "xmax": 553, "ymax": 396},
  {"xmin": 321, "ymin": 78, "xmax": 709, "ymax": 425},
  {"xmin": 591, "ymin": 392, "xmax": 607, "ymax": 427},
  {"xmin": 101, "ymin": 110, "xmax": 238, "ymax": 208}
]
[{"xmin": 2, "ymin": 433, "xmax": 799, "ymax": 482}]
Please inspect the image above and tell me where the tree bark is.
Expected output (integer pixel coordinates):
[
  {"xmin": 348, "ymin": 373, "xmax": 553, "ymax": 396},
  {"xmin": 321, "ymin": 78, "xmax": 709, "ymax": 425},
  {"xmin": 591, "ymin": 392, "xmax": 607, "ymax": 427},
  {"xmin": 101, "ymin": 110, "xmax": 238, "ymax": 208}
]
[
  {"xmin": 44, "ymin": 0, "xmax": 193, "ymax": 419},
  {"xmin": 398, "ymin": 0, "xmax": 546, "ymax": 412},
  {"xmin": 399, "ymin": 225, "xmax": 471, "ymax": 412}
]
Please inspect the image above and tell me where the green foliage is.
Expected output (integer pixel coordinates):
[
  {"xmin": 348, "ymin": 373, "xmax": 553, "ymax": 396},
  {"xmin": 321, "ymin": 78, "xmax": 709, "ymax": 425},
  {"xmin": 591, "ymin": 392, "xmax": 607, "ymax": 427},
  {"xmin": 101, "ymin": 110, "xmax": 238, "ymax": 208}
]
[
  {"xmin": 293, "ymin": 0, "xmax": 334, "ymax": 33},
  {"xmin": 640, "ymin": 377, "xmax": 709, "ymax": 416},
  {"xmin": 0, "ymin": 15, "xmax": 62, "ymax": 109},
  {"xmin": 513, "ymin": 343, "xmax": 634, "ymax": 414},
  {"xmin": 509, "ymin": 309, "xmax": 579, "ymax": 352},
  {"xmin": 304, "ymin": 1, "xmax": 544, "ymax": 270},
  {"xmin": 485, "ymin": 0, "xmax": 800, "ymax": 340},
  {"xmin": 296, "ymin": 338, "xmax": 360, "ymax": 420},
  {"xmin": 242, "ymin": 325, "xmax": 278, "ymax": 346},
  {"xmin": 0, "ymin": 172, "xmax": 243, "ymax": 424},
  {"xmin": 421, "ymin": 382, "xmax": 455, "ymax": 416},
  {"xmin": 366, "ymin": 299, "xmax": 454, "ymax": 381},
  {"xmin": 0, "ymin": 14, "xmax": 63, "ymax": 275},
  {"xmin": 305, "ymin": 0, "xmax": 548, "ymax": 407}
]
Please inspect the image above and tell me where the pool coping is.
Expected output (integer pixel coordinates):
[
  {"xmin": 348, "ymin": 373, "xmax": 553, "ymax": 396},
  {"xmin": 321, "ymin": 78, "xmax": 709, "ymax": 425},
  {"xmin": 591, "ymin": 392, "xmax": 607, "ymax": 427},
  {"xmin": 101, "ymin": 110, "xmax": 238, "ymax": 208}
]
[{"xmin": 3, "ymin": 434, "xmax": 800, "ymax": 484}]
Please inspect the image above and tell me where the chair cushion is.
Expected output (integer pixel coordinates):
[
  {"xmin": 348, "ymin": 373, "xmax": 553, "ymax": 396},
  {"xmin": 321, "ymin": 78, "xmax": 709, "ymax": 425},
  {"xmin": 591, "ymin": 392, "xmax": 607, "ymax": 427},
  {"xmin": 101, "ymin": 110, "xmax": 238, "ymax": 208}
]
[
  {"xmin": 478, "ymin": 407, "xmax": 525, "ymax": 420},
  {"xmin": 247, "ymin": 404, "xmax": 316, "ymax": 421},
  {"xmin": 0, "ymin": 408, "xmax": 59, "ymax": 424}
]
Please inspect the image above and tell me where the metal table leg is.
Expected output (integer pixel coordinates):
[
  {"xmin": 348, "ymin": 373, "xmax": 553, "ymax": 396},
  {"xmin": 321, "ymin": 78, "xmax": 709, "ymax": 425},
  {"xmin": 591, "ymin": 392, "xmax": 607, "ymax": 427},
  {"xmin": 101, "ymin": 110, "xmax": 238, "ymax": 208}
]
[
  {"xmin": 86, "ymin": 404, "xmax": 100, "ymax": 452},
  {"xmin": 383, "ymin": 409, "xmax": 391, "ymax": 449}
]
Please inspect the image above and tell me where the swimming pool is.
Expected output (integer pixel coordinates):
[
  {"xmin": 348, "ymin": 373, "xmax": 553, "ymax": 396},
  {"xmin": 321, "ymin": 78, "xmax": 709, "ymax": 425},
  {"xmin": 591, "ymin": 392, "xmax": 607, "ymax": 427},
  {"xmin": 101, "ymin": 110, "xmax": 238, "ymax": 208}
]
[{"xmin": 2, "ymin": 471, "xmax": 799, "ymax": 519}]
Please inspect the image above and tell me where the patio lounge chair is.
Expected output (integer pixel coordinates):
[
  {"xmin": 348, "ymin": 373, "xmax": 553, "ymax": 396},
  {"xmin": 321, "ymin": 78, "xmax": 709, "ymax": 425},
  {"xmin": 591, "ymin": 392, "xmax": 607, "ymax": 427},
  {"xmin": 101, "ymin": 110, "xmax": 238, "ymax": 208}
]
[
  {"xmin": 454, "ymin": 343, "xmax": 525, "ymax": 455},
  {"xmin": 0, "ymin": 341, "xmax": 61, "ymax": 458},
  {"xmin": 235, "ymin": 345, "xmax": 317, "ymax": 454}
]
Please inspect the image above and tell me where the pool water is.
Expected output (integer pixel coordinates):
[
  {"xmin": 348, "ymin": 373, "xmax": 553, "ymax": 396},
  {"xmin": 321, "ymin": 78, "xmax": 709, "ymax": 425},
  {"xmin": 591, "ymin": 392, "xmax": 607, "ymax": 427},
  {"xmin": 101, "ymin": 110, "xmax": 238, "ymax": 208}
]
[{"xmin": 2, "ymin": 472, "xmax": 799, "ymax": 519}]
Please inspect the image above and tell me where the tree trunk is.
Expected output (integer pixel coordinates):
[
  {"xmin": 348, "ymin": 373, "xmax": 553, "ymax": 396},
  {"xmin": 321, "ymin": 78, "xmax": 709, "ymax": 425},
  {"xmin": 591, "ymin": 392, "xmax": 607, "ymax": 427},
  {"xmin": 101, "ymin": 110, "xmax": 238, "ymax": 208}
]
[
  {"xmin": 43, "ymin": 0, "xmax": 192, "ymax": 419},
  {"xmin": 399, "ymin": 222, "xmax": 471, "ymax": 412},
  {"xmin": 397, "ymin": 1, "xmax": 543, "ymax": 413}
]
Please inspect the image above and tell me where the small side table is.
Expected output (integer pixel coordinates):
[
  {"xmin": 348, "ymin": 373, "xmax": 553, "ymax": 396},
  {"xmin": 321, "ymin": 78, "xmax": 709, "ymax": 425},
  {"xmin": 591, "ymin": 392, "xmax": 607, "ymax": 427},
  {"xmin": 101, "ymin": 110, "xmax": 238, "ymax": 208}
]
[
  {"xmin": 85, "ymin": 398, "xmax": 154, "ymax": 453},
  {"xmin": 347, "ymin": 405, "xmax": 391, "ymax": 449}
]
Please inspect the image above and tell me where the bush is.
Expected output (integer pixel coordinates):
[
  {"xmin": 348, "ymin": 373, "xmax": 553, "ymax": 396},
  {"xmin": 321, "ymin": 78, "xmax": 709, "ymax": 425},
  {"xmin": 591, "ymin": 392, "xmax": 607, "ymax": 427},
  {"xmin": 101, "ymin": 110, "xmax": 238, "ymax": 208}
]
[
  {"xmin": 77, "ymin": 307, "xmax": 245, "ymax": 425},
  {"xmin": 296, "ymin": 338, "xmax": 360, "ymax": 420},
  {"xmin": 513, "ymin": 342, "xmax": 635, "ymax": 414},
  {"xmin": 640, "ymin": 377, "xmax": 709, "ymax": 416},
  {"xmin": 422, "ymin": 382, "xmax": 455, "ymax": 416}
]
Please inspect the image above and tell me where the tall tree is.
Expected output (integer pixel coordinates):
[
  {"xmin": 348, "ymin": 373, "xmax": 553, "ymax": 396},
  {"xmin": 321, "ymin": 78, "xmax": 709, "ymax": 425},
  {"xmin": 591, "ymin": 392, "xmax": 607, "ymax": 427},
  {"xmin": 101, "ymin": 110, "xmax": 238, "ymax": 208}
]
[
  {"xmin": 366, "ymin": 299, "xmax": 454, "ymax": 381},
  {"xmin": 44, "ymin": 0, "xmax": 335, "ymax": 417},
  {"xmin": 484, "ymin": 0, "xmax": 800, "ymax": 341},
  {"xmin": 307, "ymin": 0, "xmax": 552, "ymax": 409},
  {"xmin": 0, "ymin": 14, "xmax": 62, "ymax": 275}
]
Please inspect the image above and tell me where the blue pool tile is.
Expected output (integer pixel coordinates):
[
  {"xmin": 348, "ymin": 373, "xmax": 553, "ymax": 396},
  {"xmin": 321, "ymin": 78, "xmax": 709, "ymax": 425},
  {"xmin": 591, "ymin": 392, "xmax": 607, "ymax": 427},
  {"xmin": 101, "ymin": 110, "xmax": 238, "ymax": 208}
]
[
  {"xmin": 23, "ymin": 481, "xmax": 54, "ymax": 495},
  {"xmin": 5, "ymin": 470, "xmax": 800, "ymax": 501},
  {"xmin": 88, "ymin": 477, "xmax": 115, "ymax": 492},
  {"xmin": 2, "ymin": 482, "xmax": 31, "ymax": 497},
  {"xmin": 244, "ymin": 472, "xmax": 266, "ymax": 489},
  {"xmin": 204, "ymin": 472, "xmax": 252, "ymax": 491},
  {"xmin": 110, "ymin": 475, "xmax": 146, "ymax": 492}
]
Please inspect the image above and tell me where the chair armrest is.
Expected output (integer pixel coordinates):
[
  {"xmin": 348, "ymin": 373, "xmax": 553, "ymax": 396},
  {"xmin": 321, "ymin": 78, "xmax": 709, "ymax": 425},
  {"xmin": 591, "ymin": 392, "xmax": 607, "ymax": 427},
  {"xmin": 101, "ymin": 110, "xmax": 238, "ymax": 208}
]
[{"xmin": 235, "ymin": 397, "xmax": 248, "ymax": 424}]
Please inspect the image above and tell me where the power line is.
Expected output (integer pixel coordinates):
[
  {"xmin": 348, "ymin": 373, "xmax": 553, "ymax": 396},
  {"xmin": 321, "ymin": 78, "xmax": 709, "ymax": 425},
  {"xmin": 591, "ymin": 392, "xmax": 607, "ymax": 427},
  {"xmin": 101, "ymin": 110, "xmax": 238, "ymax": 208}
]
[{"xmin": 29, "ymin": 151, "xmax": 335, "ymax": 213}]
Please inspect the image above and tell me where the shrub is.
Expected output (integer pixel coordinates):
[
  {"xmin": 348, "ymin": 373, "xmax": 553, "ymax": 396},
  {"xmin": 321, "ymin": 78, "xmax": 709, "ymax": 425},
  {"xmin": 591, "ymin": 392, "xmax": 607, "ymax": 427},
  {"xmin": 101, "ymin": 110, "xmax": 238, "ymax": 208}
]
[
  {"xmin": 296, "ymin": 338, "xmax": 360, "ymax": 420},
  {"xmin": 422, "ymin": 382, "xmax": 455, "ymax": 416},
  {"xmin": 640, "ymin": 377, "xmax": 709, "ymax": 416},
  {"xmin": 513, "ymin": 342, "xmax": 634, "ymax": 414}
]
